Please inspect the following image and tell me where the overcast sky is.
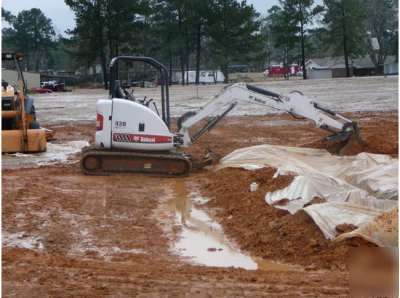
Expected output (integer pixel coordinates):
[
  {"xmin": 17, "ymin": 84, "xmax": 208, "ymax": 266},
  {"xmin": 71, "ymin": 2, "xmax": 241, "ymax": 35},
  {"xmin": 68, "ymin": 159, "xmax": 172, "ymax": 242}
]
[{"xmin": 2, "ymin": 0, "xmax": 280, "ymax": 35}]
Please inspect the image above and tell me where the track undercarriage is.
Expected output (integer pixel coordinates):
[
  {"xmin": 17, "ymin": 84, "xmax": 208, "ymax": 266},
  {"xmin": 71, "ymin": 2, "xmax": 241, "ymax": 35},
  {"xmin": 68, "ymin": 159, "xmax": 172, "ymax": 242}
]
[{"xmin": 81, "ymin": 146, "xmax": 193, "ymax": 176}]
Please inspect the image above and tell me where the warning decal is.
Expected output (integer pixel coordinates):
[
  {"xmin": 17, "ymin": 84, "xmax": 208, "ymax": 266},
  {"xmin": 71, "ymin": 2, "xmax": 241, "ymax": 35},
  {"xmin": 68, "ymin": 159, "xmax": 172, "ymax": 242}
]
[{"xmin": 113, "ymin": 133, "xmax": 172, "ymax": 144}]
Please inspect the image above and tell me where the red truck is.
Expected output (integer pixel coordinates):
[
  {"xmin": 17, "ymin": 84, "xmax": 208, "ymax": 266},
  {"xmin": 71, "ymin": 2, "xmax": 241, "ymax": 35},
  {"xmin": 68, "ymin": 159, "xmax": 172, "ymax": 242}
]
[{"xmin": 264, "ymin": 64, "xmax": 301, "ymax": 77}]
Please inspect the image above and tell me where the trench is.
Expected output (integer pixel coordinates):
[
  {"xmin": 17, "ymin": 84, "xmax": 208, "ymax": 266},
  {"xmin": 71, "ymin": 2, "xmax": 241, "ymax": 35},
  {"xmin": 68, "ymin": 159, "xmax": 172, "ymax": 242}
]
[{"xmin": 168, "ymin": 179, "xmax": 302, "ymax": 272}]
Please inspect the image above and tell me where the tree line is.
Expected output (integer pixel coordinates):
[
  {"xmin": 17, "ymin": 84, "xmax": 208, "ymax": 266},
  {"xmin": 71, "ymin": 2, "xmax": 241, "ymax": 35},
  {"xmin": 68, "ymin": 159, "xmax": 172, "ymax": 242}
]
[{"xmin": 2, "ymin": 0, "xmax": 398, "ymax": 87}]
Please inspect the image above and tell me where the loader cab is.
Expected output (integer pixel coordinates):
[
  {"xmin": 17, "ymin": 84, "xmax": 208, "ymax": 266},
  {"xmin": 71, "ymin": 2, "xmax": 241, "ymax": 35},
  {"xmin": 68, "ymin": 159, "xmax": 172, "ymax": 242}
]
[
  {"xmin": 2, "ymin": 80, "xmax": 14, "ymax": 109},
  {"xmin": 2, "ymin": 82, "xmax": 16, "ymax": 130}
]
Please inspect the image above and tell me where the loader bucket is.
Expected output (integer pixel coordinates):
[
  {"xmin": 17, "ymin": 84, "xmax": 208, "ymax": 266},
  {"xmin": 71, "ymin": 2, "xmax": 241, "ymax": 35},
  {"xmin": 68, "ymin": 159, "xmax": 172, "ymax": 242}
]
[{"xmin": 2, "ymin": 129, "xmax": 47, "ymax": 153}]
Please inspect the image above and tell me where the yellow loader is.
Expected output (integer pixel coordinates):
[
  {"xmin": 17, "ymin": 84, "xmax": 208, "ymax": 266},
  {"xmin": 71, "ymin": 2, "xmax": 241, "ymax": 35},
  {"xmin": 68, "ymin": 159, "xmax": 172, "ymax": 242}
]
[{"xmin": 2, "ymin": 53, "xmax": 47, "ymax": 153}]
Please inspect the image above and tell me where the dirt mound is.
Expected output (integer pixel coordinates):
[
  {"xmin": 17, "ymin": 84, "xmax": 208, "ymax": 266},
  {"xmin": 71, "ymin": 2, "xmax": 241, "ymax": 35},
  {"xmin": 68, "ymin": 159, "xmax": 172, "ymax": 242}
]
[
  {"xmin": 362, "ymin": 133, "xmax": 398, "ymax": 155},
  {"xmin": 336, "ymin": 223, "xmax": 358, "ymax": 234},
  {"xmin": 303, "ymin": 116, "xmax": 398, "ymax": 156},
  {"xmin": 303, "ymin": 137, "xmax": 370, "ymax": 156},
  {"xmin": 201, "ymin": 167, "xmax": 376, "ymax": 270}
]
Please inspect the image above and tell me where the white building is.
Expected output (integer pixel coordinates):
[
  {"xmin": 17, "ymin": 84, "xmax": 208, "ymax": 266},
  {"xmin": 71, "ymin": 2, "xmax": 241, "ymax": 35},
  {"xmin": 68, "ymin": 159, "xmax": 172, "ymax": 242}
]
[
  {"xmin": 305, "ymin": 58, "xmax": 349, "ymax": 79},
  {"xmin": 173, "ymin": 70, "xmax": 225, "ymax": 84}
]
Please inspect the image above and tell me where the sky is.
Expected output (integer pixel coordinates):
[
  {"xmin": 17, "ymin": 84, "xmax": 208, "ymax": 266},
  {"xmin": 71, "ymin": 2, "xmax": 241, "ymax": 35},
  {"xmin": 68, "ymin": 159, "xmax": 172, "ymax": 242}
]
[{"xmin": 2, "ymin": 0, "xmax": 280, "ymax": 36}]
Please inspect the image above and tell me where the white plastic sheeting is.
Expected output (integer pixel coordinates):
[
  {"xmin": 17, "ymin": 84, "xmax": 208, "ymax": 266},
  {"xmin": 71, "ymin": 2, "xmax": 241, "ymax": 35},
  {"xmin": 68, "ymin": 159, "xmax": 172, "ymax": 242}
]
[{"xmin": 218, "ymin": 145, "xmax": 398, "ymax": 246}]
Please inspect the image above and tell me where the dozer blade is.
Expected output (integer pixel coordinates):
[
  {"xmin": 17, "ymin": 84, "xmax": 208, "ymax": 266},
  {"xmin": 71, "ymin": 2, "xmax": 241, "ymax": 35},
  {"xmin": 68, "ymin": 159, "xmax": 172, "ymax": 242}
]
[
  {"xmin": 80, "ymin": 146, "xmax": 192, "ymax": 176},
  {"xmin": 325, "ymin": 123, "xmax": 365, "ymax": 155}
]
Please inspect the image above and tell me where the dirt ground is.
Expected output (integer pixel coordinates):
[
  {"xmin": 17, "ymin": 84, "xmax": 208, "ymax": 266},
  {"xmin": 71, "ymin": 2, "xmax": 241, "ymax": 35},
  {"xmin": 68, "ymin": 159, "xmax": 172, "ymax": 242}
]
[{"xmin": 2, "ymin": 110, "xmax": 397, "ymax": 297}]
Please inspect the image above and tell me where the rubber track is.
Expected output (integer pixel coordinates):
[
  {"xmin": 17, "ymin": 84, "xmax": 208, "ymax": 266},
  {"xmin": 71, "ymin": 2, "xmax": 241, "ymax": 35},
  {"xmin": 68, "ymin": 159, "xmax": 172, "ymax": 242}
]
[{"xmin": 80, "ymin": 146, "xmax": 192, "ymax": 177}]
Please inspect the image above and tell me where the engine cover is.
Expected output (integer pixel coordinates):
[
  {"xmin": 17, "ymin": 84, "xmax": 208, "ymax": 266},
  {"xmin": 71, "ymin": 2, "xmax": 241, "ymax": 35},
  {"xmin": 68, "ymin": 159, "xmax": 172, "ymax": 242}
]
[{"xmin": 95, "ymin": 98, "xmax": 174, "ymax": 151}]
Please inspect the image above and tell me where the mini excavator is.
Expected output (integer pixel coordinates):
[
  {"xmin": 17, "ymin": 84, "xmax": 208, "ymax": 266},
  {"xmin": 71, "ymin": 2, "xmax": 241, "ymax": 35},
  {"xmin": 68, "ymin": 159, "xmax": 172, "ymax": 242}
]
[
  {"xmin": 2, "ymin": 53, "xmax": 48, "ymax": 153},
  {"xmin": 81, "ymin": 56, "xmax": 363, "ymax": 176}
]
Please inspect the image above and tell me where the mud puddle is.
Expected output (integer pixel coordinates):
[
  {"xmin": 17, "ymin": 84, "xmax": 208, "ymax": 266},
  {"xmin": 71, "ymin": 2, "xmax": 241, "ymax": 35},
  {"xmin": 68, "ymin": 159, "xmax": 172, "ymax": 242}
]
[
  {"xmin": 168, "ymin": 180, "xmax": 301, "ymax": 271},
  {"xmin": 2, "ymin": 140, "xmax": 88, "ymax": 169},
  {"xmin": 3, "ymin": 232, "xmax": 44, "ymax": 250}
]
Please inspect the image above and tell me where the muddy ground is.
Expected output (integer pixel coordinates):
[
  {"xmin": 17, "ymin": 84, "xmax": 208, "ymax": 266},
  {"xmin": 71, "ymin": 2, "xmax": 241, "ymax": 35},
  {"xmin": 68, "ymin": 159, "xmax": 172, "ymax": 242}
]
[{"xmin": 2, "ymin": 105, "xmax": 397, "ymax": 296}]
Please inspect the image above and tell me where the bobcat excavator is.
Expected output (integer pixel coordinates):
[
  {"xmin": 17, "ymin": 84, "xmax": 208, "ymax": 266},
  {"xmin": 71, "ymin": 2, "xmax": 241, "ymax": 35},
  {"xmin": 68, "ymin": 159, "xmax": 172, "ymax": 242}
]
[
  {"xmin": 2, "ymin": 53, "xmax": 48, "ymax": 153},
  {"xmin": 81, "ymin": 56, "xmax": 363, "ymax": 176}
]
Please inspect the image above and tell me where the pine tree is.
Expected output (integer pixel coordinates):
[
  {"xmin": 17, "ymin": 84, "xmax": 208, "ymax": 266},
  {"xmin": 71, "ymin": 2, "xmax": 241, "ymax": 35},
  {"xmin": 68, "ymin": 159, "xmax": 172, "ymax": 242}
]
[
  {"xmin": 207, "ymin": 0, "xmax": 261, "ymax": 83},
  {"xmin": 2, "ymin": 8, "xmax": 56, "ymax": 71},
  {"xmin": 323, "ymin": 0, "xmax": 367, "ymax": 77},
  {"xmin": 364, "ymin": 0, "xmax": 398, "ymax": 70},
  {"xmin": 279, "ymin": 0, "xmax": 323, "ymax": 79}
]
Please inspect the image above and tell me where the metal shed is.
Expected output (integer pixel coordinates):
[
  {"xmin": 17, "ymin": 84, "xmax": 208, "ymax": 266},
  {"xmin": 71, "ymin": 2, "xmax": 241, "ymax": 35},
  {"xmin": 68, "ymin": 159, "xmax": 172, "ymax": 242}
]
[{"xmin": 307, "ymin": 68, "xmax": 332, "ymax": 79}]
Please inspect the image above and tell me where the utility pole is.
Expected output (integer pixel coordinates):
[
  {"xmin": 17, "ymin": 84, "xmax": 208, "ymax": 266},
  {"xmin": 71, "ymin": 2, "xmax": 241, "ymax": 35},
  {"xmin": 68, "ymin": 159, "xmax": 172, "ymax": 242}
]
[
  {"xmin": 339, "ymin": 0, "xmax": 351, "ymax": 77},
  {"xmin": 299, "ymin": 4, "xmax": 307, "ymax": 80}
]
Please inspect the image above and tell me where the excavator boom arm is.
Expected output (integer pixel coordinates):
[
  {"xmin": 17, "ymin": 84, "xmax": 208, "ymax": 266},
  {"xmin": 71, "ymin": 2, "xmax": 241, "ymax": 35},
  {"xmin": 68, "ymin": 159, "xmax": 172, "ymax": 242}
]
[{"xmin": 177, "ymin": 82, "xmax": 356, "ymax": 147}]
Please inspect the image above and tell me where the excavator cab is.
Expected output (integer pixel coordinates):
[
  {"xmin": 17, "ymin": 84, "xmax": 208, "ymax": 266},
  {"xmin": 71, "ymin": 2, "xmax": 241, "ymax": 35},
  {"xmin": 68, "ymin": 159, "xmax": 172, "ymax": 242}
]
[
  {"xmin": 2, "ymin": 52, "xmax": 47, "ymax": 153},
  {"xmin": 109, "ymin": 56, "xmax": 171, "ymax": 126}
]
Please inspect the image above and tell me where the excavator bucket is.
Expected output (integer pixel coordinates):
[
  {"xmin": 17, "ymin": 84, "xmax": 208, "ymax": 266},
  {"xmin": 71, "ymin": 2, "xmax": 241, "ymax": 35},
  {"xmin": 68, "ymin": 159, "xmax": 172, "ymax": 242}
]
[
  {"xmin": 325, "ymin": 123, "xmax": 365, "ymax": 155},
  {"xmin": 337, "ymin": 131, "xmax": 365, "ymax": 156}
]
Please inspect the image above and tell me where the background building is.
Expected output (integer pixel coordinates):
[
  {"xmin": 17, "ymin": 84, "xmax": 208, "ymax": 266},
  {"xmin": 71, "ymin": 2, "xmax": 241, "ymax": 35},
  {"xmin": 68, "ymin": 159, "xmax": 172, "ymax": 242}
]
[{"xmin": 2, "ymin": 69, "xmax": 41, "ymax": 88}]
